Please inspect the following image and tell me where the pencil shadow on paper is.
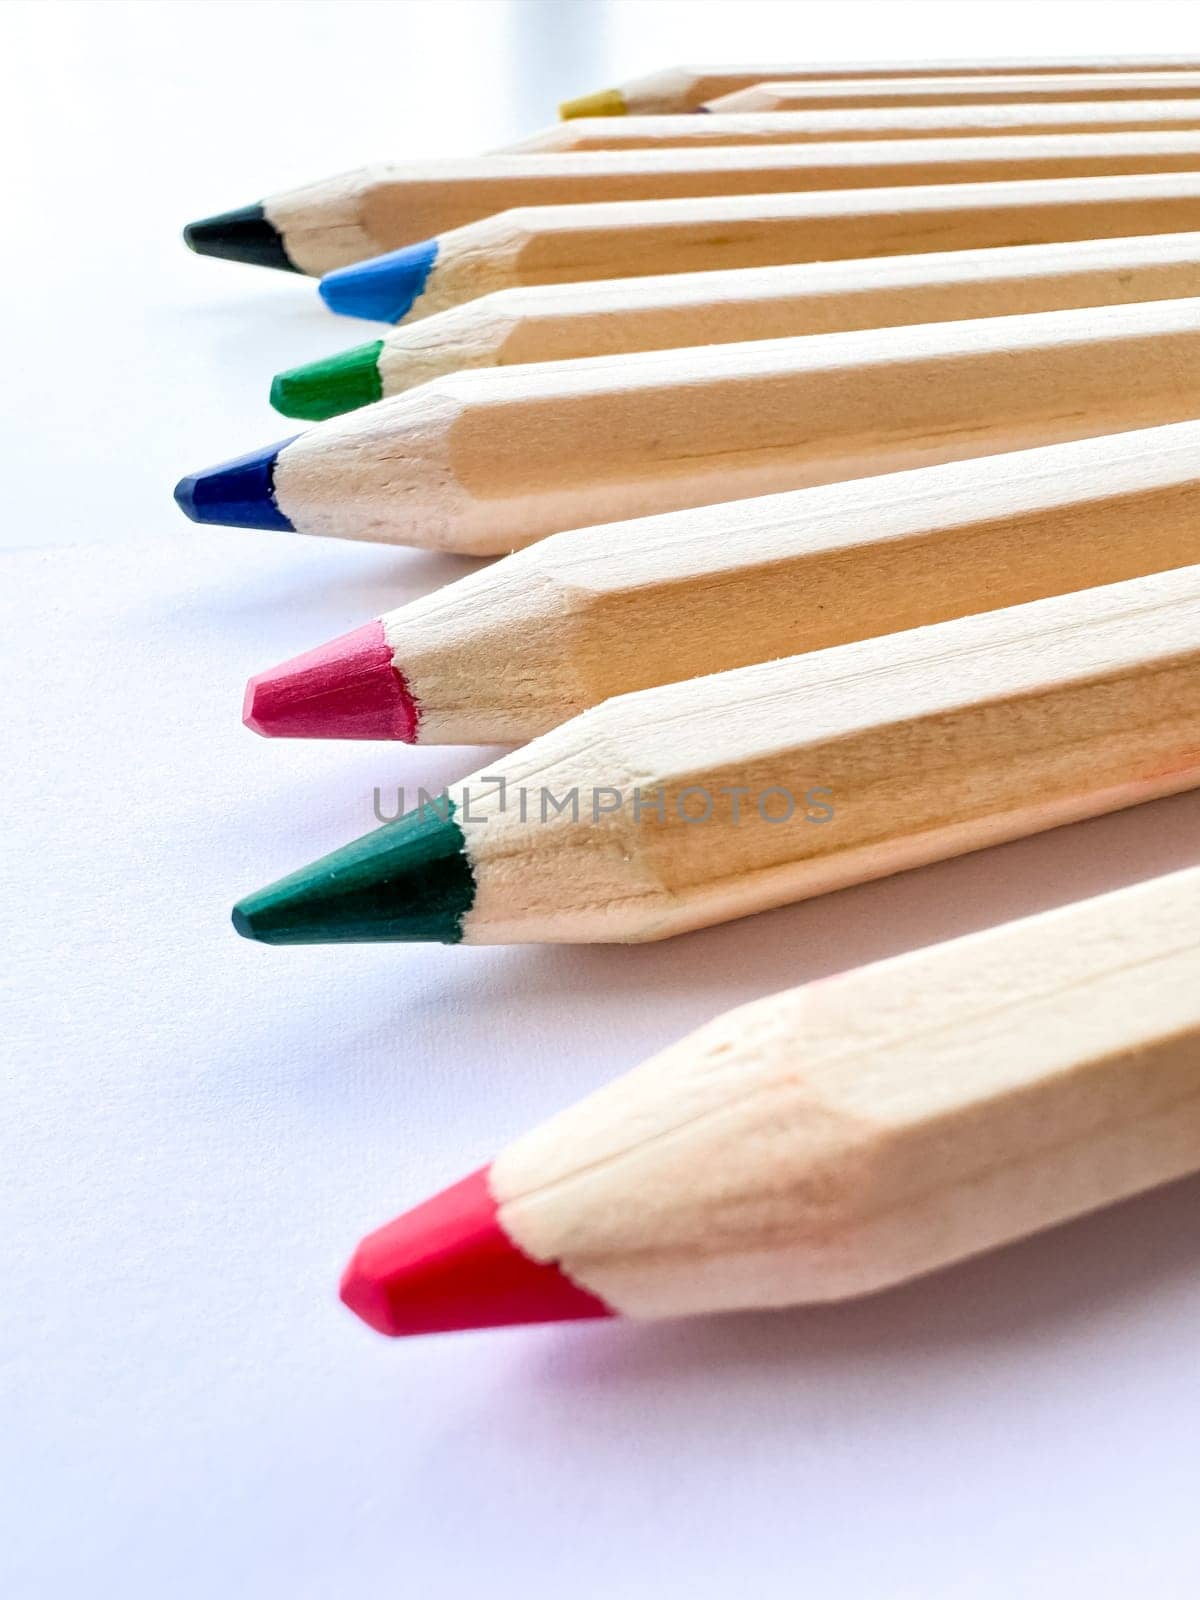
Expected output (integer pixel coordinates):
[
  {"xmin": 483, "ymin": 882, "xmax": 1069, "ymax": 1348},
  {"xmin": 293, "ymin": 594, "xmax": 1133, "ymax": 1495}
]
[
  {"xmin": 170, "ymin": 290, "xmax": 352, "ymax": 396},
  {"xmin": 382, "ymin": 787, "xmax": 1200, "ymax": 1047},
  {"xmin": 219, "ymin": 787, "xmax": 1200, "ymax": 1132},
  {"xmin": 195, "ymin": 546, "xmax": 490, "ymax": 625},
  {"xmin": 174, "ymin": 288, "xmax": 336, "ymax": 337},
  {"xmin": 524, "ymin": 1168, "xmax": 1200, "ymax": 1390}
]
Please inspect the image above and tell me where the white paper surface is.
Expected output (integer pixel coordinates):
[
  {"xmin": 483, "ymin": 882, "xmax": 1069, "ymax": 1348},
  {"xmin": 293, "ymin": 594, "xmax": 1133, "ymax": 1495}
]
[{"xmin": 3, "ymin": 529, "xmax": 1200, "ymax": 1598}]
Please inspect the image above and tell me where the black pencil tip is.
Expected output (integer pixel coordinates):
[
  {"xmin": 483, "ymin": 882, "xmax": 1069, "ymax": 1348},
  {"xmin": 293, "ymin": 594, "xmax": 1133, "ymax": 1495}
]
[{"xmin": 183, "ymin": 202, "xmax": 298, "ymax": 272}]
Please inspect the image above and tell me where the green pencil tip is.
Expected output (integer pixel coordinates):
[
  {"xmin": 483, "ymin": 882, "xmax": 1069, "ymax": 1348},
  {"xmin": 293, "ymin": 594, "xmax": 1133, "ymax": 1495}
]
[
  {"xmin": 270, "ymin": 340, "xmax": 386, "ymax": 421},
  {"xmin": 232, "ymin": 800, "xmax": 475, "ymax": 945}
]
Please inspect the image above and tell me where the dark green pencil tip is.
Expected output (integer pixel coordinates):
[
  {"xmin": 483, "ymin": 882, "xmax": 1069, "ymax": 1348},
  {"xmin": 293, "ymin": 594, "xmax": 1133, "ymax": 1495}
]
[
  {"xmin": 270, "ymin": 340, "xmax": 385, "ymax": 421},
  {"xmin": 183, "ymin": 202, "xmax": 299, "ymax": 272},
  {"xmin": 232, "ymin": 801, "xmax": 475, "ymax": 945}
]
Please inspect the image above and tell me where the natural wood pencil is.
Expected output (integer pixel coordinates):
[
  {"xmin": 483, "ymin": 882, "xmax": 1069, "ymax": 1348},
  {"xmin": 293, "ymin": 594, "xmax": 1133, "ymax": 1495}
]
[
  {"xmin": 242, "ymin": 420, "xmax": 1200, "ymax": 745},
  {"xmin": 186, "ymin": 134, "xmax": 1200, "ymax": 276},
  {"xmin": 311, "ymin": 173, "xmax": 1200, "ymax": 326},
  {"xmin": 517, "ymin": 99, "xmax": 1200, "ymax": 152},
  {"xmin": 233, "ymin": 565, "xmax": 1200, "ymax": 947},
  {"xmin": 559, "ymin": 58, "xmax": 1200, "ymax": 116},
  {"xmin": 179, "ymin": 296, "xmax": 1200, "ymax": 554},
  {"xmin": 339, "ymin": 867, "xmax": 1200, "ymax": 1335},
  {"xmin": 702, "ymin": 69, "xmax": 1200, "ymax": 114},
  {"xmin": 272, "ymin": 231, "xmax": 1200, "ymax": 419}
]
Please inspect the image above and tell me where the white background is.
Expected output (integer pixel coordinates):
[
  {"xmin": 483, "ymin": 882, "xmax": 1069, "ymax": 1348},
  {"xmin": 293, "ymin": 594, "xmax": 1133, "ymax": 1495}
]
[{"xmin": 4, "ymin": 3, "xmax": 1200, "ymax": 1596}]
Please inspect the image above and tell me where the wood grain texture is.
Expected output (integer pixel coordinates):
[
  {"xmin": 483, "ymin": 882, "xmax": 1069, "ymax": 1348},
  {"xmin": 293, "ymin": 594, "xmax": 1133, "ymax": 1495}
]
[
  {"xmin": 372, "ymin": 230, "xmax": 1200, "ymax": 396},
  {"xmin": 394, "ymin": 173, "xmax": 1200, "ymax": 321},
  {"xmin": 573, "ymin": 59, "xmax": 1200, "ymax": 115},
  {"xmin": 442, "ymin": 564, "xmax": 1200, "ymax": 942},
  {"xmin": 380, "ymin": 420, "xmax": 1200, "ymax": 743},
  {"xmin": 704, "ymin": 69, "xmax": 1200, "ymax": 113},
  {"xmin": 518, "ymin": 100, "xmax": 1200, "ymax": 152},
  {"xmin": 265, "ymin": 135, "xmax": 1200, "ymax": 274},
  {"xmin": 272, "ymin": 296, "xmax": 1200, "ymax": 552},
  {"xmin": 492, "ymin": 869, "xmax": 1200, "ymax": 1316}
]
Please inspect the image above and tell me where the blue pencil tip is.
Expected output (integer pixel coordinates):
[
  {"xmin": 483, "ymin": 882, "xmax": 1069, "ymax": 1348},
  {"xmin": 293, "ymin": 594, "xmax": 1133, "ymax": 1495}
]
[
  {"xmin": 319, "ymin": 239, "xmax": 439, "ymax": 324},
  {"xmin": 174, "ymin": 439, "xmax": 299, "ymax": 531}
]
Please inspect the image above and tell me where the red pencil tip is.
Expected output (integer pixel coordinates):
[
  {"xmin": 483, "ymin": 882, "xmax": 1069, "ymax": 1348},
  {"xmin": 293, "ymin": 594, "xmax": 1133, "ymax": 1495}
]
[
  {"xmin": 339, "ymin": 1167, "xmax": 615, "ymax": 1336},
  {"xmin": 243, "ymin": 619, "xmax": 418, "ymax": 741}
]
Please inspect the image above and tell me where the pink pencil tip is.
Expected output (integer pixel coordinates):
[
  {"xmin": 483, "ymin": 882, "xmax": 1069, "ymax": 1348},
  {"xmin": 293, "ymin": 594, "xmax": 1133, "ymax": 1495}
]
[
  {"xmin": 339, "ymin": 1167, "xmax": 615, "ymax": 1337},
  {"xmin": 243, "ymin": 619, "xmax": 419, "ymax": 741}
]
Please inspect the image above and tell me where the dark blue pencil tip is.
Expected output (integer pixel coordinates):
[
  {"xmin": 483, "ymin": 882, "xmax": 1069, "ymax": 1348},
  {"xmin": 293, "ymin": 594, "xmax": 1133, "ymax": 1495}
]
[
  {"xmin": 183, "ymin": 202, "xmax": 299, "ymax": 273},
  {"xmin": 319, "ymin": 239, "xmax": 439, "ymax": 324},
  {"xmin": 174, "ymin": 439, "xmax": 299, "ymax": 531}
]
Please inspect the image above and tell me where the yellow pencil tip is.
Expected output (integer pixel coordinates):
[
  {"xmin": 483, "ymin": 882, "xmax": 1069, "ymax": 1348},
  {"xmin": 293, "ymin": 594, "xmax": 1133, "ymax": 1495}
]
[{"xmin": 559, "ymin": 87, "xmax": 627, "ymax": 120}]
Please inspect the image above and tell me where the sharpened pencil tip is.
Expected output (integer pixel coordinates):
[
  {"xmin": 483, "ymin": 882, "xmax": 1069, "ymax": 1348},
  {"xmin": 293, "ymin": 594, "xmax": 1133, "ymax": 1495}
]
[
  {"xmin": 231, "ymin": 800, "xmax": 476, "ymax": 944},
  {"xmin": 559, "ymin": 87, "xmax": 627, "ymax": 119},
  {"xmin": 270, "ymin": 340, "xmax": 385, "ymax": 420},
  {"xmin": 244, "ymin": 620, "xmax": 419, "ymax": 741},
  {"xmin": 174, "ymin": 439, "xmax": 298, "ymax": 532},
  {"xmin": 319, "ymin": 240, "xmax": 439, "ymax": 324},
  {"xmin": 340, "ymin": 1167, "xmax": 615, "ymax": 1336},
  {"xmin": 183, "ymin": 203, "xmax": 299, "ymax": 272}
]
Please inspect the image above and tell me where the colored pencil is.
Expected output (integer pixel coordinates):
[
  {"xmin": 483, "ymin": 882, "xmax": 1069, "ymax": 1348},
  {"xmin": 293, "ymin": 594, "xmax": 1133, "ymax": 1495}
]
[
  {"xmin": 233, "ymin": 565, "xmax": 1200, "ymax": 948},
  {"xmin": 560, "ymin": 58, "xmax": 1200, "ymax": 117},
  {"xmin": 241, "ymin": 419, "xmax": 1200, "ymax": 746},
  {"xmin": 272, "ymin": 231, "xmax": 1200, "ymax": 420},
  {"xmin": 522, "ymin": 99, "xmax": 1200, "ymax": 152},
  {"xmin": 182, "ymin": 134, "xmax": 1200, "ymax": 277},
  {"xmin": 179, "ymin": 297, "xmax": 1200, "ymax": 553},
  {"xmin": 311, "ymin": 173, "xmax": 1200, "ymax": 326},
  {"xmin": 701, "ymin": 69, "xmax": 1200, "ymax": 114},
  {"xmin": 339, "ymin": 867, "xmax": 1200, "ymax": 1336}
]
